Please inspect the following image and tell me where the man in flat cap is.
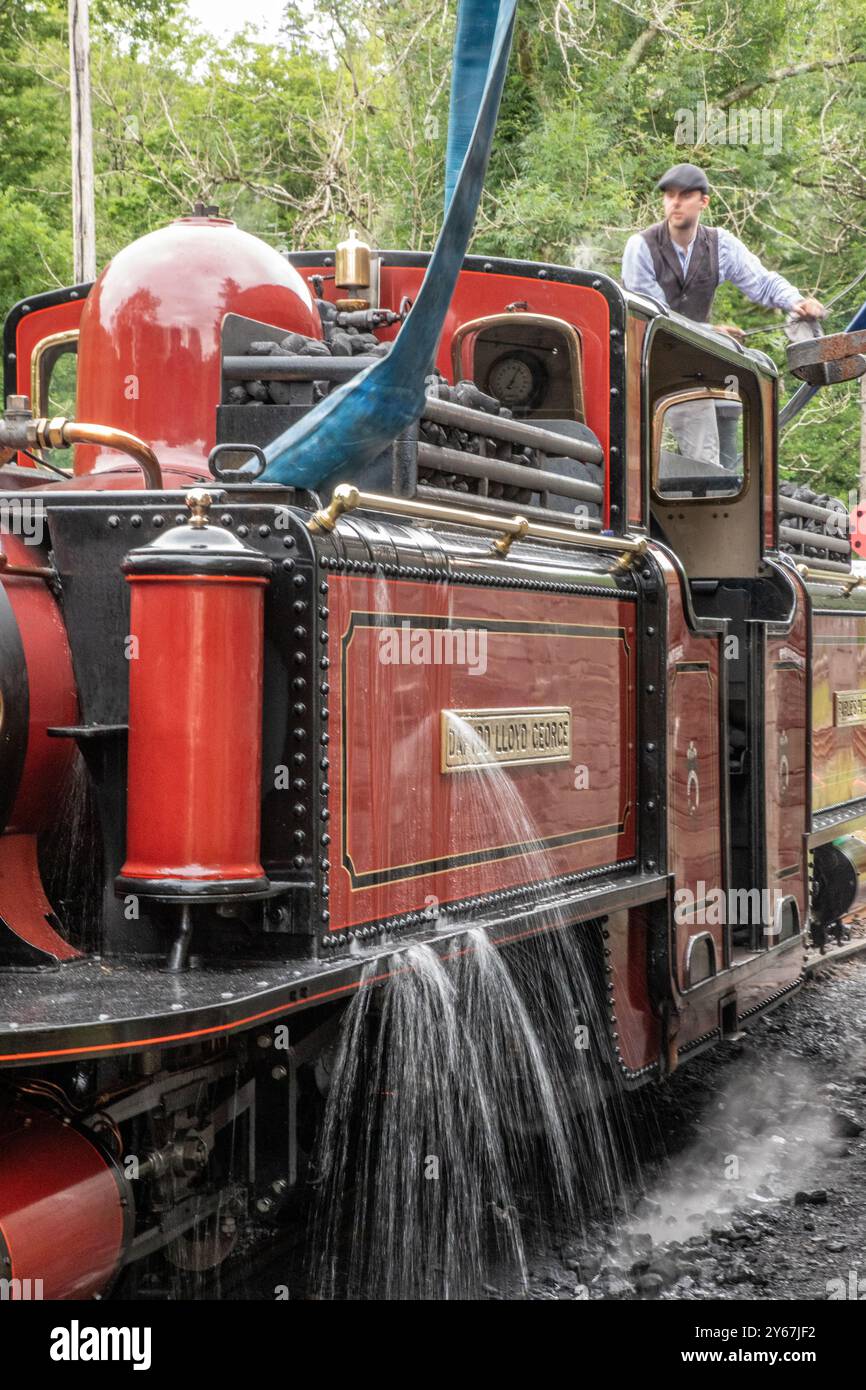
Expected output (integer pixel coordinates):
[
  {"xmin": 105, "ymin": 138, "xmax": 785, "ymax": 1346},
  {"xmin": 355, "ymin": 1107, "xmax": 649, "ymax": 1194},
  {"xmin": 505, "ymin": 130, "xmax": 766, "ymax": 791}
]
[
  {"xmin": 623, "ymin": 163, "xmax": 824, "ymax": 469},
  {"xmin": 622, "ymin": 162, "xmax": 824, "ymax": 335}
]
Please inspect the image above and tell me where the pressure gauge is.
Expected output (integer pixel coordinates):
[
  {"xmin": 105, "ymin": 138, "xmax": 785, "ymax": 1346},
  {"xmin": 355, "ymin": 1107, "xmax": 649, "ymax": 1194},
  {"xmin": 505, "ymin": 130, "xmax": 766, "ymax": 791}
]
[{"xmin": 486, "ymin": 352, "xmax": 545, "ymax": 409}]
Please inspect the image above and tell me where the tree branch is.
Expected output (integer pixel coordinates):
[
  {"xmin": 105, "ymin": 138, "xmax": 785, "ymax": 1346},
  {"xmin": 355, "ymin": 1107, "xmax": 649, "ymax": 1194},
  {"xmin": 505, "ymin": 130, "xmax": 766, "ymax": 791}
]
[{"xmin": 717, "ymin": 52, "xmax": 866, "ymax": 109}]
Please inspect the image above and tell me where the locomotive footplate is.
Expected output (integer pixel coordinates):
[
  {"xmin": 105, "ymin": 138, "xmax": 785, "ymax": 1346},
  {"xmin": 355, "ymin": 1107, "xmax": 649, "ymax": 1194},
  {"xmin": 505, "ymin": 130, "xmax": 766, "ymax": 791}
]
[{"xmin": 0, "ymin": 868, "xmax": 668, "ymax": 1066}]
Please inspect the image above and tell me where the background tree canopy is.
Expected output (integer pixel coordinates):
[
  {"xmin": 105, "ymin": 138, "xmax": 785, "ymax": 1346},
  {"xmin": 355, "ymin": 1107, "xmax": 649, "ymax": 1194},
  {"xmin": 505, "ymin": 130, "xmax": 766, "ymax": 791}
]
[{"xmin": 1, "ymin": 0, "xmax": 865, "ymax": 492}]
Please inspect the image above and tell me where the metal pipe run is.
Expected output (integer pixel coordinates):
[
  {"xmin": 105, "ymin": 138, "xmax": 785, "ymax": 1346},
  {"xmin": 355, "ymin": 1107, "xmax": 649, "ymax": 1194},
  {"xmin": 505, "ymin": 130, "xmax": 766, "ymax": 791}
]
[
  {"xmin": 223, "ymin": 355, "xmax": 378, "ymax": 382},
  {"xmin": 421, "ymin": 397, "xmax": 604, "ymax": 465},
  {"xmin": 417, "ymin": 441, "xmax": 603, "ymax": 503},
  {"xmin": 778, "ymin": 496, "xmax": 847, "ymax": 525},
  {"xmin": 779, "ymin": 524, "xmax": 851, "ymax": 555},
  {"xmin": 0, "ymin": 416, "xmax": 162, "ymax": 488},
  {"xmin": 795, "ymin": 556, "xmax": 854, "ymax": 576}
]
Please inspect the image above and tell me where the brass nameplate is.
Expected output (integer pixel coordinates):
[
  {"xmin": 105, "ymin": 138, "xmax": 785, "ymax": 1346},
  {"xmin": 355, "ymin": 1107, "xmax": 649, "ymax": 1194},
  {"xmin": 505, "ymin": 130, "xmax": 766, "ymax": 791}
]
[
  {"xmin": 834, "ymin": 690, "xmax": 866, "ymax": 727},
  {"xmin": 441, "ymin": 707, "xmax": 571, "ymax": 773}
]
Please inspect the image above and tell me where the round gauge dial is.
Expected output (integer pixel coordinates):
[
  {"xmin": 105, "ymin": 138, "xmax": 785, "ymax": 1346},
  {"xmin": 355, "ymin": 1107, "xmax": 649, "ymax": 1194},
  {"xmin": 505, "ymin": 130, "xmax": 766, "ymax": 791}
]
[{"xmin": 487, "ymin": 353, "xmax": 543, "ymax": 408}]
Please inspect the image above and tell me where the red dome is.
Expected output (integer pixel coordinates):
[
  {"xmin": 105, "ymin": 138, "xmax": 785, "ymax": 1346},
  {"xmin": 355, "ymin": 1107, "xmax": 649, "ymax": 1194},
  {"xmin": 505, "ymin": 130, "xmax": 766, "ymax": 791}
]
[{"xmin": 74, "ymin": 215, "xmax": 322, "ymax": 477}]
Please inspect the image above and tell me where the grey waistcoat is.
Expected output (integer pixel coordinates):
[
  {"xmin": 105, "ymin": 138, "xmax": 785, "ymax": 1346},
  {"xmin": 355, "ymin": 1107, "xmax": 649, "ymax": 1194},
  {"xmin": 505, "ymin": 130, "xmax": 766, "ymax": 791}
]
[{"xmin": 640, "ymin": 221, "xmax": 720, "ymax": 322}]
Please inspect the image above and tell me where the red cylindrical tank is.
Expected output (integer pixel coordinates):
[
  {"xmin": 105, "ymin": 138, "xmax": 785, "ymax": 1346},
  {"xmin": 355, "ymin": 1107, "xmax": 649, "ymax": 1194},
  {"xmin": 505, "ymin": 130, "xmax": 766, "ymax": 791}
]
[
  {"xmin": 0, "ymin": 1109, "xmax": 131, "ymax": 1300},
  {"xmin": 74, "ymin": 213, "xmax": 322, "ymax": 478},
  {"xmin": 0, "ymin": 532, "xmax": 78, "ymax": 834},
  {"xmin": 117, "ymin": 490, "xmax": 272, "ymax": 900}
]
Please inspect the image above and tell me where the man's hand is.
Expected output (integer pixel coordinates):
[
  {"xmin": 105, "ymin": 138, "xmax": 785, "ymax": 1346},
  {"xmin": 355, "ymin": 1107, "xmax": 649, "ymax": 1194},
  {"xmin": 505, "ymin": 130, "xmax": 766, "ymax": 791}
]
[
  {"xmin": 792, "ymin": 297, "xmax": 825, "ymax": 319},
  {"xmin": 712, "ymin": 323, "xmax": 746, "ymax": 342}
]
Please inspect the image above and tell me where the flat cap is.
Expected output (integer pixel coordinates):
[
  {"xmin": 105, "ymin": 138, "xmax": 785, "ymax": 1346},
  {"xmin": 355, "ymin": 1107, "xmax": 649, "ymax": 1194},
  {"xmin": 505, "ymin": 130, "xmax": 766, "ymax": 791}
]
[{"xmin": 656, "ymin": 162, "xmax": 709, "ymax": 193}]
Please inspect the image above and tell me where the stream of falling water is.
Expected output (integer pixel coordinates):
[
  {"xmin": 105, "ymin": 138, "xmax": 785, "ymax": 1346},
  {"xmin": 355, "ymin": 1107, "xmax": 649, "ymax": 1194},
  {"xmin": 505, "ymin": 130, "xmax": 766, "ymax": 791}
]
[{"xmin": 308, "ymin": 715, "xmax": 636, "ymax": 1299}]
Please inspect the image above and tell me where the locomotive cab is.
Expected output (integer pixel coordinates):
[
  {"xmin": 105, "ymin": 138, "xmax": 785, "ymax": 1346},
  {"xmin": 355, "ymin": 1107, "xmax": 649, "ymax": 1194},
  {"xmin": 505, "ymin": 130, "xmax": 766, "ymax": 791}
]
[
  {"xmin": 639, "ymin": 308, "xmax": 776, "ymax": 582},
  {"xmin": 631, "ymin": 303, "xmax": 810, "ymax": 974}
]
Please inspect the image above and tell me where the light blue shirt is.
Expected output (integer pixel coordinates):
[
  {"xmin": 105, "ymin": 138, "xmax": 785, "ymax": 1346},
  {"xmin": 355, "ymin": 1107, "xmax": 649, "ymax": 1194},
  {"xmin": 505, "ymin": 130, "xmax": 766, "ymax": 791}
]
[{"xmin": 621, "ymin": 225, "xmax": 802, "ymax": 316}]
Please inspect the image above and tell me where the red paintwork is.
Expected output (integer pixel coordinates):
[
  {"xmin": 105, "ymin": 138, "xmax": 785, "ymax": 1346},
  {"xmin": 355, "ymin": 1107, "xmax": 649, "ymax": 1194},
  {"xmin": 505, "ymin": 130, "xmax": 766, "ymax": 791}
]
[
  {"xmin": 121, "ymin": 573, "xmax": 268, "ymax": 885},
  {"xmin": 0, "ymin": 1110, "xmax": 125, "ymax": 1298},
  {"xmin": 1, "ymin": 535, "xmax": 77, "ymax": 832},
  {"xmin": 12, "ymin": 297, "xmax": 86, "ymax": 401},
  {"xmin": 733, "ymin": 938, "xmax": 803, "ymax": 1019},
  {"xmin": 811, "ymin": 611, "xmax": 866, "ymax": 811},
  {"xmin": 655, "ymin": 551, "xmax": 725, "ymax": 989},
  {"xmin": 74, "ymin": 216, "xmax": 321, "ymax": 477},
  {"xmin": 607, "ymin": 907, "xmax": 660, "ymax": 1074},
  {"xmin": 327, "ymin": 574, "xmax": 636, "ymax": 932},
  {"xmin": 625, "ymin": 314, "xmax": 647, "ymax": 527},
  {"xmin": 653, "ymin": 549, "xmax": 805, "ymax": 1054},
  {"xmin": 0, "ymin": 834, "xmax": 80, "ymax": 961},
  {"xmin": 43, "ymin": 461, "xmax": 212, "ymax": 491},
  {"xmin": 765, "ymin": 578, "xmax": 808, "ymax": 927},
  {"xmin": 11, "ymin": 296, "xmax": 86, "ymax": 468}
]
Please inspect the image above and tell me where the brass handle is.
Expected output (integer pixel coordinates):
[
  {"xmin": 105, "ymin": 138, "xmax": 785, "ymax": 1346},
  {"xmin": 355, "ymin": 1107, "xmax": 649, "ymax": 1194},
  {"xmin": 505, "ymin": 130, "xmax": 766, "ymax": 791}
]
[
  {"xmin": 614, "ymin": 537, "xmax": 649, "ymax": 572},
  {"xmin": 796, "ymin": 562, "xmax": 861, "ymax": 594},
  {"xmin": 308, "ymin": 484, "xmax": 361, "ymax": 533},
  {"xmin": 186, "ymin": 488, "xmax": 214, "ymax": 529},
  {"xmin": 491, "ymin": 516, "xmax": 529, "ymax": 556}
]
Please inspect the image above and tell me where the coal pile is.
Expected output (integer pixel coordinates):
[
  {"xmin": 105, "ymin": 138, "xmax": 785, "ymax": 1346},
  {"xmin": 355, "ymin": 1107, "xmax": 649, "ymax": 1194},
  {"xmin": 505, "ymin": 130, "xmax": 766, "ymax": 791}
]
[
  {"xmin": 227, "ymin": 323, "xmax": 391, "ymax": 409},
  {"xmin": 222, "ymin": 302, "xmax": 603, "ymax": 518},
  {"xmin": 419, "ymin": 379, "xmax": 538, "ymax": 504},
  {"xmin": 778, "ymin": 481, "xmax": 850, "ymax": 565}
]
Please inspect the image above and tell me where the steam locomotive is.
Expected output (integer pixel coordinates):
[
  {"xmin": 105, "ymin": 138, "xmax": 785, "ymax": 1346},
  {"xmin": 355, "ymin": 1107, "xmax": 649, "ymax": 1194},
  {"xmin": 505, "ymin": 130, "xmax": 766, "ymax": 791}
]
[{"xmin": 0, "ymin": 201, "xmax": 864, "ymax": 1298}]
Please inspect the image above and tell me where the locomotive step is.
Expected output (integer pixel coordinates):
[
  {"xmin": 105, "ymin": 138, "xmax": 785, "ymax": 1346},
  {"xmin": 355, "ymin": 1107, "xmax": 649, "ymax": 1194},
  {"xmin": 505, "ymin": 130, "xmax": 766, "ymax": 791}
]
[{"xmin": 0, "ymin": 868, "xmax": 669, "ymax": 1066}]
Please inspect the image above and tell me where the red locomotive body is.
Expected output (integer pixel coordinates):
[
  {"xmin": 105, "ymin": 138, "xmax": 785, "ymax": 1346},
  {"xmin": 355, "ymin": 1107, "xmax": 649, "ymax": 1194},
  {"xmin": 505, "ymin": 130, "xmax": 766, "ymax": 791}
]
[{"xmin": 0, "ymin": 213, "xmax": 863, "ymax": 1298}]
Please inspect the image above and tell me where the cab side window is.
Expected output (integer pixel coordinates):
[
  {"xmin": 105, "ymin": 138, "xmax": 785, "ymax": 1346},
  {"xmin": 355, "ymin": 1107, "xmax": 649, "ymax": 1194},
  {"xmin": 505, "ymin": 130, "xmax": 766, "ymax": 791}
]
[
  {"xmin": 646, "ymin": 324, "xmax": 762, "ymax": 579},
  {"xmin": 655, "ymin": 387, "xmax": 745, "ymax": 500},
  {"xmin": 32, "ymin": 332, "xmax": 78, "ymax": 470}
]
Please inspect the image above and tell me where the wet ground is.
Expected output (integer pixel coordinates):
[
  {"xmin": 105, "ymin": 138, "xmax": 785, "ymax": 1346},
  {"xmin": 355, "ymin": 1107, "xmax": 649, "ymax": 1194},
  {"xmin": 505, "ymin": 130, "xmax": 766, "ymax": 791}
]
[
  {"xmin": 157, "ymin": 932, "xmax": 866, "ymax": 1301},
  {"xmin": 509, "ymin": 952, "xmax": 866, "ymax": 1301}
]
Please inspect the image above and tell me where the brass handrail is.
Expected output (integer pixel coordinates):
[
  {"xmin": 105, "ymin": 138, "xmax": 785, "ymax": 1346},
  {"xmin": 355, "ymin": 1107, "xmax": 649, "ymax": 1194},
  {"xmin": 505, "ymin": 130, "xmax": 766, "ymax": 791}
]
[
  {"xmin": 307, "ymin": 483, "xmax": 645, "ymax": 565},
  {"xmin": 796, "ymin": 563, "xmax": 862, "ymax": 594}
]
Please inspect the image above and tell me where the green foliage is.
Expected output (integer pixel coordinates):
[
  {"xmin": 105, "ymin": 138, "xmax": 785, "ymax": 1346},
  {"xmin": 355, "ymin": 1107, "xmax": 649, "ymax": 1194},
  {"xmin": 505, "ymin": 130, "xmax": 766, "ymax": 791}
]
[{"xmin": 0, "ymin": 0, "xmax": 865, "ymax": 490}]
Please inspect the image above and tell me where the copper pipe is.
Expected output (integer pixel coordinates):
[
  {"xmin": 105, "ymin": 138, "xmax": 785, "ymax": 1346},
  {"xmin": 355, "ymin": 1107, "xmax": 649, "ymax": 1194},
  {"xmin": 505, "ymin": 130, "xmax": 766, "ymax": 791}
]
[
  {"xmin": 0, "ymin": 554, "xmax": 55, "ymax": 580},
  {"xmin": 30, "ymin": 418, "xmax": 163, "ymax": 489}
]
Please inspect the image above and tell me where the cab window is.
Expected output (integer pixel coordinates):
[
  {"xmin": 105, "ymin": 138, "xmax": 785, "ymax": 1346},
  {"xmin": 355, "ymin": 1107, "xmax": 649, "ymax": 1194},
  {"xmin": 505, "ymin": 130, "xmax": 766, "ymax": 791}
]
[
  {"xmin": 654, "ymin": 386, "xmax": 745, "ymax": 500},
  {"xmin": 31, "ymin": 331, "xmax": 78, "ymax": 470}
]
